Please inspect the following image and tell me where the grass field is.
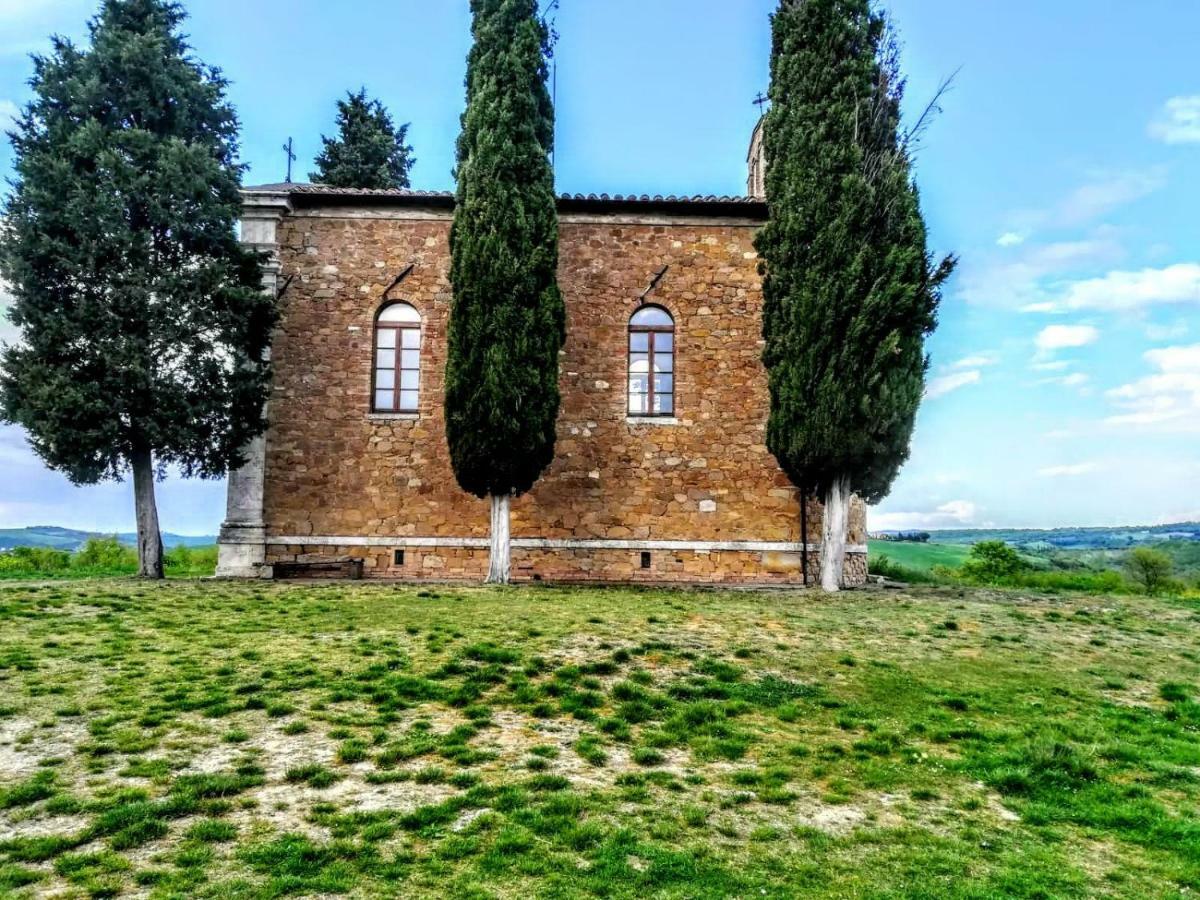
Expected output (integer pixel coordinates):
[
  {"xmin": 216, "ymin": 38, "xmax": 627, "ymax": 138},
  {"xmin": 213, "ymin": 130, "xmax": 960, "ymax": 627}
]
[
  {"xmin": 868, "ymin": 540, "xmax": 972, "ymax": 572},
  {"xmin": 1, "ymin": 580, "xmax": 1198, "ymax": 897}
]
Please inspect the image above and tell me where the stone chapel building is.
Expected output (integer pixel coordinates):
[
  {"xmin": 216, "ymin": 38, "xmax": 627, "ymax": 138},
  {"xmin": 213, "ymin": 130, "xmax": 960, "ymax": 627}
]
[{"xmin": 216, "ymin": 128, "xmax": 867, "ymax": 584}]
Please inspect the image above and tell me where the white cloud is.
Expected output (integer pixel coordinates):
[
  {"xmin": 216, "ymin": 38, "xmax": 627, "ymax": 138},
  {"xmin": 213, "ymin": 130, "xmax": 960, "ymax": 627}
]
[
  {"xmin": 997, "ymin": 231, "xmax": 1027, "ymax": 248},
  {"xmin": 0, "ymin": 99, "xmax": 17, "ymax": 128},
  {"xmin": 925, "ymin": 369, "xmax": 980, "ymax": 399},
  {"xmin": 1146, "ymin": 319, "xmax": 1189, "ymax": 342},
  {"xmin": 1144, "ymin": 343, "xmax": 1200, "ymax": 372},
  {"xmin": 870, "ymin": 500, "xmax": 981, "ymax": 531},
  {"xmin": 950, "ymin": 353, "xmax": 997, "ymax": 369},
  {"xmin": 1038, "ymin": 462, "xmax": 1101, "ymax": 477},
  {"xmin": 1036, "ymin": 372, "xmax": 1089, "ymax": 389},
  {"xmin": 1051, "ymin": 168, "xmax": 1167, "ymax": 227},
  {"xmin": 1149, "ymin": 95, "xmax": 1200, "ymax": 145},
  {"xmin": 1036, "ymin": 263, "xmax": 1200, "ymax": 314},
  {"xmin": 1035, "ymin": 324, "xmax": 1099, "ymax": 353},
  {"xmin": 1031, "ymin": 359, "xmax": 1070, "ymax": 372},
  {"xmin": 960, "ymin": 234, "xmax": 1125, "ymax": 309},
  {"xmin": 1105, "ymin": 342, "xmax": 1200, "ymax": 431},
  {"xmin": 1003, "ymin": 168, "xmax": 1166, "ymax": 237}
]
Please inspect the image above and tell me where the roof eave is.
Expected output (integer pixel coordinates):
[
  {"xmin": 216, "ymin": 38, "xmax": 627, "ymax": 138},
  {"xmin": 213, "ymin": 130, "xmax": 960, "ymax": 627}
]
[{"xmin": 240, "ymin": 184, "xmax": 766, "ymax": 220}]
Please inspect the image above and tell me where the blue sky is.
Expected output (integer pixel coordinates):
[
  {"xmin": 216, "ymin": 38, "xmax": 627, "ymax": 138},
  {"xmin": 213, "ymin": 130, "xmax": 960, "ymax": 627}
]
[{"xmin": 1, "ymin": 0, "xmax": 1198, "ymax": 534}]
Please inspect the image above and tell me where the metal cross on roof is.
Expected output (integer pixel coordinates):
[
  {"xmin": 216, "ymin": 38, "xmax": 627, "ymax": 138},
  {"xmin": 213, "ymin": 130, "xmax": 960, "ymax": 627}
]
[{"xmin": 282, "ymin": 137, "xmax": 297, "ymax": 184}]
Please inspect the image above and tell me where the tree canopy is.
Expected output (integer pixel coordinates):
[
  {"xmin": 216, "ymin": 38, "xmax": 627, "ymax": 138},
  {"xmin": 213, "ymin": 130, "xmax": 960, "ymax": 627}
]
[
  {"xmin": 0, "ymin": 0, "xmax": 274, "ymax": 575},
  {"xmin": 445, "ymin": 0, "xmax": 564, "ymax": 501},
  {"xmin": 755, "ymin": 0, "xmax": 955, "ymax": 506},
  {"xmin": 311, "ymin": 89, "xmax": 414, "ymax": 189}
]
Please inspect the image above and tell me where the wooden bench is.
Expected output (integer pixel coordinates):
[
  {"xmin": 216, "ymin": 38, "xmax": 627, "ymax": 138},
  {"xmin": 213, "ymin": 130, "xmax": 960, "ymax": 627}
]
[{"xmin": 273, "ymin": 556, "xmax": 364, "ymax": 580}]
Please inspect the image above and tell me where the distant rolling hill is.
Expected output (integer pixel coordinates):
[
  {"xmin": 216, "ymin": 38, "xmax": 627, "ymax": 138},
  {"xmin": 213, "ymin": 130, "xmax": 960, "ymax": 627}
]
[
  {"xmin": 0, "ymin": 526, "xmax": 215, "ymax": 551},
  {"xmin": 875, "ymin": 523, "xmax": 1200, "ymax": 551}
]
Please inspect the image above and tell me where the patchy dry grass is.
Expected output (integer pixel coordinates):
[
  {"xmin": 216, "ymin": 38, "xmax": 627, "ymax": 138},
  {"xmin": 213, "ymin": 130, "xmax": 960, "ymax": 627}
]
[{"xmin": 0, "ymin": 579, "xmax": 1197, "ymax": 897}]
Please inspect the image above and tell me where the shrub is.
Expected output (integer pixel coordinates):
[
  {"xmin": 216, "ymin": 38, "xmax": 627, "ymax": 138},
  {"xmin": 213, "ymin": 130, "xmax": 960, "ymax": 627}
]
[
  {"xmin": 959, "ymin": 541, "xmax": 1027, "ymax": 582},
  {"xmin": 0, "ymin": 546, "xmax": 71, "ymax": 576},
  {"xmin": 1124, "ymin": 547, "xmax": 1173, "ymax": 595},
  {"xmin": 72, "ymin": 537, "xmax": 137, "ymax": 571}
]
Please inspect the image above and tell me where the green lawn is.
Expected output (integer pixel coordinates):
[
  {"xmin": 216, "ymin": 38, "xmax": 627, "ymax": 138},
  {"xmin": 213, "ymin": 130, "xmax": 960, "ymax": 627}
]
[
  {"xmin": 868, "ymin": 539, "xmax": 972, "ymax": 572},
  {"xmin": 1, "ymin": 580, "xmax": 1198, "ymax": 897}
]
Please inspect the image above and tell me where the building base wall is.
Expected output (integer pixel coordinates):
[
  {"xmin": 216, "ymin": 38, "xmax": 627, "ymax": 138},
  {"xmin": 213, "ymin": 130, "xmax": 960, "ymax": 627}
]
[
  {"xmin": 264, "ymin": 541, "xmax": 868, "ymax": 587},
  {"xmin": 215, "ymin": 525, "xmax": 268, "ymax": 578}
]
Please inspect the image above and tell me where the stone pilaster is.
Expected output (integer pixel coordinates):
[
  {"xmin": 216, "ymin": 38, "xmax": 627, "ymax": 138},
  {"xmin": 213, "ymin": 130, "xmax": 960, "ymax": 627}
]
[{"xmin": 215, "ymin": 190, "xmax": 291, "ymax": 577}]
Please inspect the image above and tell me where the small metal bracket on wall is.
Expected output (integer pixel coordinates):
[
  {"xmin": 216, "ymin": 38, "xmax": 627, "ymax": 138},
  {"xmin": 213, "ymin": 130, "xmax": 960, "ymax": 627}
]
[
  {"xmin": 276, "ymin": 274, "xmax": 295, "ymax": 300},
  {"xmin": 637, "ymin": 265, "xmax": 669, "ymax": 306},
  {"xmin": 382, "ymin": 264, "xmax": 415, "ymax": 300}
]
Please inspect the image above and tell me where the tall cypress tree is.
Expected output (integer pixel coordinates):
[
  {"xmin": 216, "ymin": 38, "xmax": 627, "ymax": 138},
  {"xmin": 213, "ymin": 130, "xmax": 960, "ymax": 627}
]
[
  {"xmin": 445, "ymin": 0, "xmax": 564, "ymax": 584},
  {"xmin": 756, "ymin": 0, "xmax": 955, "ymax": 590},
  {"xmin": 0, "ymin": 0, "xmax": 274, "ymax": 578},
  {"xmin": 310, "ymin": 89, "xmax": 414, "ymax": 190}
]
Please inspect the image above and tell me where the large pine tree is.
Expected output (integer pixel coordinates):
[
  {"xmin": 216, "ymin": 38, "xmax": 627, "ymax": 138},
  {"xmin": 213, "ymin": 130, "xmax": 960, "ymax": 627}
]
[
  {"xmin": 756, "ymin": 0, "xmax": 955, "ymax": 590},
  {"xmin": 445, "ymin": 0, "xmax": 564, "ymax": 584},
  {"xmin": 310, "ymin": 89, "xmax": 414, "ymax": 190},
  {"xmin": 0, "ymin": 0, "xmax": 274, "ymax": 578}
]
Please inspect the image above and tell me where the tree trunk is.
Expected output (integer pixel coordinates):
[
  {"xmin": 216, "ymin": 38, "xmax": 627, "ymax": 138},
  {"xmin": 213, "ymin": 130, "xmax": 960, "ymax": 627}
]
[
  {"xmin": 132, "ymin": 447, "xmax": 164, "ymax": 579},
  {"xmin": 819, "ymin": 474, "xmax": 851, "ymax": 592},
  {"xmin": 800, "ymin": 486, "xmax": 809, "ymax": 587},
  {"xmin": 485, "ymin": 493, "xmax": 511, "ymax": 584}
]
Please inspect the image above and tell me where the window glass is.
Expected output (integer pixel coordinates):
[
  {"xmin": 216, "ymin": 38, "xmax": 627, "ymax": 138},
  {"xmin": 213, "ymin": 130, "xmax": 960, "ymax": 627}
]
[
  {"xmin": 631, "ymin": 306, "xmax": 673, "ymax": 328},
  {"xmin": 628, "ymin": 306, "xmax": 675, "ymax": 416},
  {"xmin": 378, "ymin": 302, "xmax": 420, "ymax": 323},
  {"xmin": 374, "ymin": 305, "xmax": 421, "ymax": 412}
]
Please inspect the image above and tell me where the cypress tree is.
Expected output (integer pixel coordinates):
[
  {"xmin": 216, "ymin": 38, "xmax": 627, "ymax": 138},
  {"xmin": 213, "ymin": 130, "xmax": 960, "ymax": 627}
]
[
  {"xmin": 755, "ymin": 0, "xmax": 955, "ymax": 590},
  {"xmin": 445, "ymin": 0, "xmax": 564, "ymax": 584},
  {"xmin": 310, "ymin": 89, "xmax": 415, "ymax": 190},
  {"xmin": 0, "ymin": 0, "xmax": 274, "ymax": 578}
]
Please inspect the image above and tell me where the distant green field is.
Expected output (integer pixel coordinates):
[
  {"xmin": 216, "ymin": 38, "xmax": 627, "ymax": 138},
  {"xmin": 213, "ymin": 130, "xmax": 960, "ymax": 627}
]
[{"xmin": 868, "ymin": 540, "xmax": 971, "ymax": 572}]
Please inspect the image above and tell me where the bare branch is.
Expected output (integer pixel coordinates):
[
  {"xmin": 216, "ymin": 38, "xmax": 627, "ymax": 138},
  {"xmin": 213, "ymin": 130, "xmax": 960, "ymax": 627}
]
[{"xmin": 902, "ymin": 66, "xmax": 961, "ymax": 157}]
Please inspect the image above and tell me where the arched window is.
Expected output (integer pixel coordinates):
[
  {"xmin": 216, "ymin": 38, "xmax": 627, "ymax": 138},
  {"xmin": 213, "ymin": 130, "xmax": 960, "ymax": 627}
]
[
  {"xmin": 628, "ymin": 305, "xmax": 674, "ymax": 416},
  {"xmin": 373, "ymin": 302, "xmax": 421, "ymax": 413}
]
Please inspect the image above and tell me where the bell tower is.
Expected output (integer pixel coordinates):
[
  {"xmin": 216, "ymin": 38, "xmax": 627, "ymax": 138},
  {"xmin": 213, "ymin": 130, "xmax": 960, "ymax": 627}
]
[{"xmin": 747, "ymin": 114, "xmax": 766, "ymax": 198}]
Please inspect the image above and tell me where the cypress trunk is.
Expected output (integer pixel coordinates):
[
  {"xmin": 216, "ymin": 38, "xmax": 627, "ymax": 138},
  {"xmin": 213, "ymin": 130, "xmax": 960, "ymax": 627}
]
[
  {"xmin": 131, "ymin": 447, "xmax": 164, "ymax": 579},
  {"xmin": 486, "ymin": 494, "xmax": 512, "ymax": 584},
  {"xmin": 820, "ymin": 475, "xmax": 850, "ymax": 592}
]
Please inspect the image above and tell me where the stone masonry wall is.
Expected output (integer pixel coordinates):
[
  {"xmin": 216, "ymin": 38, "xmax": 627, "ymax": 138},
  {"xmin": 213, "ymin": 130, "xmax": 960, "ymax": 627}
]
[{"xmin": 261, "ymin": 204, "xmax": 866, "ymax": 584}]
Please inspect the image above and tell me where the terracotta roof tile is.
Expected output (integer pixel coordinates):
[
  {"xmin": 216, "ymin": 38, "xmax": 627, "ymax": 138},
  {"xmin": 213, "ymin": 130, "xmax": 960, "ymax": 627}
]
[{"xmin": 243, "ymin": 183, "xmax": 764, "ymax": 212}]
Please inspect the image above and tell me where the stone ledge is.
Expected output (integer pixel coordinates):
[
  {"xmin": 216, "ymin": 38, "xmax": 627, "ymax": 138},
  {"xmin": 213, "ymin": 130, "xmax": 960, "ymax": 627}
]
[
  {"xmin": 625, "ymin": 416, "xmax": 681, "ymax": 427},
  {"xmin": 266, "ymin": 535, "xmax": 869, "ymax": 554}
]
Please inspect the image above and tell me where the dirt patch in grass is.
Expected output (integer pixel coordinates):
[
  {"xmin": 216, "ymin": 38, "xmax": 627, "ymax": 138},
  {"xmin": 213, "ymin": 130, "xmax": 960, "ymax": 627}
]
[{"xmin": 0, "ymin": 580, "xmax": 1197, "ymax": 897}]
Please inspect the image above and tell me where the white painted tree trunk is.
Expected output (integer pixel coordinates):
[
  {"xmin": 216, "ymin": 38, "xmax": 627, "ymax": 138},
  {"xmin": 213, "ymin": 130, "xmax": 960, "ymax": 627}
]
[
  {"xmin": 132, "ymin": 447, "xmax": 164, "ymax": 579},
  {"xmin": 820, "ymin": 475, "xmax": 851, "ymax": 592},
  {"xmin": 486, "ymin": 493, "xmax": 511, "ymax": 584}
]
